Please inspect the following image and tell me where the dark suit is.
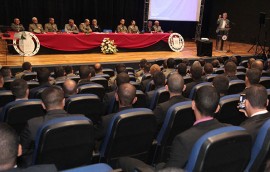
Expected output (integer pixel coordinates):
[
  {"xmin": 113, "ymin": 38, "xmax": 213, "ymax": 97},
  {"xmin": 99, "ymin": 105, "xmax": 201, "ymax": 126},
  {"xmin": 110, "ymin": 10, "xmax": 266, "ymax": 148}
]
[
  {"xmin": 240, "ymin": 112, "xmax": 270, "ymax": 143},
  {"xmin": 153, "ymin": 95, "xmax": 190, "ymax": 128},
  {"xmin": 20, "ymin": 109, "xmax": 80, "ymax": 166},
  {"xmin": 226, "ymin": 75, "xmax": 239, "ymax": 81},
  {"xmin": 183, "ymin": 79, "xmax": 204, "ymax": 98},
  {"xmin": 6, "ymin": 165, "xmax": 57, "ymax": 172},
  {"xmin": 141, "ymin": 78, "xmax": 153, "ymax": 93},
  {"xmin": 91, "ymin": 25, "xmax": 102, "ymax": 32},
  {"xmin": 103, "ymin": 91, "xmax": 116, "ymax": 114}
]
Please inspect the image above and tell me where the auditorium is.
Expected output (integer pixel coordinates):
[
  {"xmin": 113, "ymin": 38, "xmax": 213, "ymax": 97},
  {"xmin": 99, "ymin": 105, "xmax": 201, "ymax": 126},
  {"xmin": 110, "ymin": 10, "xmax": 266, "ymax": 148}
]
[{"xmin": 0, "ymin": 0, "xmax": 270, "ymax": 171}]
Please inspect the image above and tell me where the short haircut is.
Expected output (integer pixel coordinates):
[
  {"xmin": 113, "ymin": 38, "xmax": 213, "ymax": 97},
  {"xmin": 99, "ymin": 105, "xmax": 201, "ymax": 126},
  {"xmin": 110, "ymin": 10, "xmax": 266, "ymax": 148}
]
[
  {"xmin": 94, "ymin": 63, "xmax": 102, "ymax": 73},
  {"xmin": 217, "ymin": 57, "xmax": 224, "ymax": 65},
  {"xmin": 41, "ymin": 87, "xmax": 64, "ymax": 109},
  {"xmin": 79, "ymin": 66, "xmax": 95, "ymax": 79},
  {"xmin": 117, "ymin": 83, "xmax": 136, "ymax": 106},
  {"xmin": 248, "ymin": 58, "xmax": 255, "ymax": 68},
  {"xmin": 224, "ymin": 61, "xmax": 237, "ymax": 74},
  {"xmin": 115, "ymin": 64, "xmax": 126, "ymax": 74},
  {"xmin": 144, "ymin": 62, "xmax": 151, "ymax": 73},
  {"xmin": 65, "ymin": 66, "xmax": 73, "ymax": 74},
  {"xmin": 150, "ymin": 64, "xmax": 161, "ymax": 75},
  {"xmin": 190, "ymin": 63, "xmax": 202, "ymax": 80},
  {"xmin": 37, "ymin": 68, "xmax": 50, "ymax": 83},
  {"xmin": 10, "ymin": 79, "xmax": 28, "ymax": 99},
  {"xmin": 167, "ymin": 58, "xmax": 175, "ymax": 68},
  {"xmin": 63, "ymin": 79, "xmax": 77, "ymax": 96},
  {"xmin": 177, "ymin": 63, "xmax": 187, "ymax": 76},
  {"xmin": 153, "ymin": 71, "xmax": 165, "ymax": 88},
  {"xmin": 212, "ymin": 75, "xmax": 229, "ymax": 95},
  {"xmin": 199, "ymin": 58, "xmax": 205, "ymax": 67},
  {"xmin": 139, "ymin": 59, "xmax": 147, "ymax": 68},
  {"xmin": 0, "ymin": 123, "xmax": 19, "ymax": 168},
  {"xmin": 251, "ymin": 60, "xmax": 264, "ymax": 73},
  {"xmin": 116, "ymin": 72, "xmax": 130, "ymax": 87},
  {"xmin": 246, "ymin": 84, "xmax": 268, "ymax": 109},
  {"xmin": 204, "ymin": 63, "xmax": 214, "ymax": 75},
  {"xmin": 22, "ymin": 62, "xmax": 32, "ymax": 71},
  {"xmin": 0, "ymin": 67, "xmax": 12, "ymax": 78},
  {"xmin": 211, "ymin": 60, "xmax": 220, "ymax": 68},
  {"xmin": 230, "ymin": 56, "xmax": 238, "ymax": 65},
  {"xmin": 167, "ymin": 73, "xmax": 184, "ymax": 94},
  {"xmin": 194, "ymin": 86, "xmax": 220, "ymax": 117},
  {"xmin": 246, "ymin": 69, "xmax": 261, "ymax": 85},
  {"xmin": 54, "ymin": 66, "xmax": 65, "ymax": 78}
]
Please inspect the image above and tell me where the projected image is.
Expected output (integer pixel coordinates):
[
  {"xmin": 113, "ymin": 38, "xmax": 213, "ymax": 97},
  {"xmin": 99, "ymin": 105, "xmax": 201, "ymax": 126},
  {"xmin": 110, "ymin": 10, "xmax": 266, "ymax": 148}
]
[{"xmin": 149, "ymin": 0, "xmax": 202, "ymax": 21}]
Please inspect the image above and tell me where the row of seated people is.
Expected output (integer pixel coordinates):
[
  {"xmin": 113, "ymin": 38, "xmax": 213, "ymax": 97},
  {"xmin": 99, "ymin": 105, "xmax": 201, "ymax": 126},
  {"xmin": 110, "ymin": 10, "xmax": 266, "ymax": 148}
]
[{"xmin": 1, "ymin": 82, "xmax": 270, "ymax": 171}]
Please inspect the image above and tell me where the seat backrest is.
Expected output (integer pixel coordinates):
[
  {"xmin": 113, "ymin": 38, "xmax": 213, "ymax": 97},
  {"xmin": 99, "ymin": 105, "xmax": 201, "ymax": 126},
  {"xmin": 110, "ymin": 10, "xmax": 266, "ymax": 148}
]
[
  {"xmin": 142, "ymin": 73, "xmax": 152, "ymax": 81},
  {"xmin": 133, "ymin": 90, "xmax": 147, "ymax": 108},
  {"xmin": 130, "ymin": 81, "xmax": 141, "ymax": 90},
  {"xmin": 145, "ymin": 80, "xmax": 155, "ymax": 92},
  {"xmin": 126, "ymin": 67, "xmax": 135, "ymax": 74},
  {"xmin": 65, "ymin": 94, "xmax": 104, "ymax": 124},
  {"xmin": 149, "ymin": 87, "xmax": 170, "ymax": 110},
  {"xmin": 214, "ymin": 68, "xmax": 224, "ymax": 74},
  {"xmin": 27, "ymin": 81, "xmax": 40, "ymax": 89},
  {"xmin": 260, "ymin": 77, "xmax": 270, "ymax": 89},
  {"xmin": 102, "ymin": 68, "xmax": 115, "ymax": 77},
  {"xmin": 129, "ymin": 75, "xmax": 136, "ymax": 82},
  {"xmin": 33, "ymin": 87, "xmax": 49, "ymax": 99},
  {"xmin": 100, "ymin": 108, "xmax": 156, "ymax": 163},
  {"xmin": 215, "ymin": 94, "xmax": 247, "ymax": 125},
  {"xmin": 3, "ymin": 78, "xmax": 15, "ymax": 90},
  {"xmin": 91, "ymin": 77, "xmax": 108, "ymax": 90},
  {"xmin": 155, "ymin": 101, "xmax": 195, "ymax": 162},
  {"xmin": 236, "ymin": 72, "xmax": 246, "ymax": 80},
  {"xmin": 267, "ymin": 89, "xmax": 270, "ymax": 111},
  {"xmin": 3, "ymin": 99, "xmax": 45, "ymax": 134},
  {"xmin": 33, "ymin": 116, "xmax": 95, "ymax": 170},
  {"xmin": 206, "ymin": 74, "xmax": 218, "ymax": 82},
  {"xmin": 0, "ymin": 90, "xmax": 15, "ymax": 107},
  {"xmin": 62, "ymin": 163, "xmax": 113, "ymax": 172},
  {"xmin": 189, "ymin": 82, "xmax": 212, "ymax": 99},
  {"xmin": 228, "ymin": 80, "xmax": 245, "ymax": 94},
  {"xmin": 183, "ymin": 76, "xmax": 193, "ymax": 84},
  {"xmin": 77, "ymin": 83, "xmax": 105, "ymax": 99},
  {"xmin": 185, "ymin": 126, "xmax": 252, "ymax": 172},
  {"xmin": 237, "ymin": 66, "xmax": 247, "ymax": 73},
  {"xmin": 95, "ymin": 74, "xmax": 110, "ymax": 80},
  {"xmin": 22, "ymin": 72, "xmax": 37, "ymax": 81},
  {"xmin": 239, "ymin": 60, "xmax": 248, "ymax": 68},
  {"xmin": 245, "ymin": 119, "xmax": 270, "ymax": 172},
  {"xmin": 67, "ymin": 76, "xmax": 80, "ymax": 83}
]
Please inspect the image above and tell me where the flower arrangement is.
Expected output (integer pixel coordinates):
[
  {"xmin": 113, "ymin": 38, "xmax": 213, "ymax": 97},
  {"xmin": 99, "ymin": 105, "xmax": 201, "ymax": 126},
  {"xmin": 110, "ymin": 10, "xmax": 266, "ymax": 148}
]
[{"xmin": 101, "ymin": 38, "xmax": 118, "ymax": 54}]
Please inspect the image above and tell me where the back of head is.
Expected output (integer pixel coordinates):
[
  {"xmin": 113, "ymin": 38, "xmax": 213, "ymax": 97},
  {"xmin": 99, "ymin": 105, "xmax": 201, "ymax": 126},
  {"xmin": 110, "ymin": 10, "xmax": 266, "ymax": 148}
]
[
  {"xmin": 224, "ymin": 61, "xmax": 237, "ymax": 75},
  {"xmin": 204, "ymin": 63, "xmax": 214, "ymax": 75},
  {"xmin": 65, "ymin": 66, "xmax": 73, "ymax": 75},
  {"xmin": 117, "ymin": 83, "xmax": 136, "ymax": 107},
  {"xmin": 37, "ymin": 68, "xmax": 50, "ymax": 84},
  {"xmin": 94, "ymin": 63, "xmax": 102, "ymax": 73},
  {"xmin": 190, "ymin": 62, "xmax": 202, "ymax": 80},
  {"xmin": 251, "ymin": 60, "xmax": 264, "ymax": 73},
  {"xmin": 248, "ymin": 58, "xmax": 255, "ymax": 69},
  {"xmin": 144, "ymin": 62, "xmax": 151, "ymax": 73},
  {"xmin": 150, "ymin": 64, "xmax": 161, "ymax": 75},
  {"xmin": 194, "ymin": 86, "xmax": 220, "ymax": 117},
  {"xmin": 10, "ymin": 79, "xmax": 28, "ymax": 99},
  {"xmin": 41, "ymin": 87, "xmax": 64, "ymax": 110},
  {"xmin": 230, "ymin": 56, "xmax": 238, "ymax": 65},
  {"xmin": 0, "ymin": 67, "xmax": 12, "ymax": 78},
  {"xmin": 246, "ymin": 69, "xmax": 261, "ymax": 85},
  {"xmin": 0, "ymin": 123, "xmax": 19, "ymax": 171},
  {"xmin": 177, "ymin": 63, "xmax": 187, "ymax": 76},
  {"xmin": 115, "ymin": 63, "xmax": 126, "ymax": 74},
  {"xmin": 153, "ymin": 71, "xmax": 165, "ymax": 88},
  {"xmin": 199, "ymin": 58, "xmax": 205, "ymax": 67},
  {"xmin": 116, "ymin": 72, "xmax": 130, "ymax": 87},
  {"xmin": 211, "ymin": 60, "xmax": 220, "ymax": 68},
  {"xmin": 212, "ymin": 75, "xmax": 229, "ymax": 96},
  {"xmin": 167, "ymin": 73, "xmax": 184, "ymax": 94},
  {"xmin": 167, "ymin": 58, "xmax": 175, "ymax": 69},
  {"xmin": 246, "ymin": 84, "xmax": 267, "ymax": 109},
  {"xmin": 79, "ymin": 65, "xmax": 95, "ymax": 79},
  {"xmin": 63, "ymin": 79, "xmax": 77, "ymax": 96},
  {"xmin": 22, "ymin": 62, "xmax": 32, "ymax": 71},
  {"xmin": 139, "ymin": 59, "xmax": 147, "ymax": 68},
  {"xmin": 217, "ymin": 57, "xmax": 224, "ymax": 65},
  {"xmin": 54, "ymin": 66, "xmax": 65, "ymax": 78}
]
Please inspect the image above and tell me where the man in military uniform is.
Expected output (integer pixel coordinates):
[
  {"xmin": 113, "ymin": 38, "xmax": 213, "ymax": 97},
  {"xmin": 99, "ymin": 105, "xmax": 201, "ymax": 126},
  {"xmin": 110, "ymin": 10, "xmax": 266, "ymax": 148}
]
[
  {"xmin": 44, "ymin": 18, "xmax": 58, "ymax": 32},
  {"xmin": 11, "ymin": 18, "xmax": 25, "ymax": 32},
  {"xmin": 29, "ymin": 17, "xmax": 44, "ymax": 33},
  {"xmin": 128, "ymin": 20, "xmax": 139, "ymax": 33},
  {"xmin": 117, "ymin": 19, "xmax": 128, "ymax": 33},
  {"xmin": 79, "ymin": 19, "xmax": 92, "ymax": 33},
  {"xmin": 65, "ymin": 19, "xmax": 79, "ymax": 33},
  {"xmin": 153, "ymin": 21, "xmax": 163, "ymax": 33},
  {"xmin": 91, "ymin": 19, "xmax": 102, "ymax": 32}
]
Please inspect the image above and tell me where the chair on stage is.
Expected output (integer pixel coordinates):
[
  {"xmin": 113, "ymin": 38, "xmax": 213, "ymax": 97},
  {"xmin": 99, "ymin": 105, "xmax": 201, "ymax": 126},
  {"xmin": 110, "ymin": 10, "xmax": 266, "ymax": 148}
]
[{"xmin": 185, "ymin": 126, "xmax": 252, "ymax": 172}]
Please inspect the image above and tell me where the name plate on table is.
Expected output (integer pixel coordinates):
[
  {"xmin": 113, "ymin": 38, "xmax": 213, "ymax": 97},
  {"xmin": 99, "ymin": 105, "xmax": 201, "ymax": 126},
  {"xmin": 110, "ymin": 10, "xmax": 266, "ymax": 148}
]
[{"xmin": 168, "ymin": 33, "xmax": 185, "ymax": 52}]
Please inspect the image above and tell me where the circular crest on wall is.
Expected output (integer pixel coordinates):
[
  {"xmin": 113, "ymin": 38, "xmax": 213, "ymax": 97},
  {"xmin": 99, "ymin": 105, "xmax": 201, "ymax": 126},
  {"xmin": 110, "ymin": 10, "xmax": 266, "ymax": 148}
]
[{"xmin": 168, "ymin": 33, "xmax": 185, "ymax": 52}]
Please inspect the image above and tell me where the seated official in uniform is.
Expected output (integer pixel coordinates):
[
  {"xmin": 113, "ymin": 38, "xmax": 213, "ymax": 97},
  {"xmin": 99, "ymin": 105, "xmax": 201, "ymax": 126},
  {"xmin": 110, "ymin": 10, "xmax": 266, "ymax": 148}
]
[
  {"xmin": 65, "ymin": 19, "xmax": 79, "ymax": 33},
  {"xmin": 90, "ymin": 19, "xmax": 102, "ymax": 32},
  {"xmin": 117, "ymin": 19, "xmax": 128, "ymax": 33},
  {"xmin": 118, "ymin": 86, "xmax": 228, "ymax": 171},
  {"xmin": 128, "ymin": 20, "xmax": 139, "ymax": 33},
  {"xmin": 11, "ymin": 18, "xmax": 25, "ymax": 32},
  {"xmin": 44, "ymin": 18, "xmax": 58, "ymax": 32},
  {"xmin": 144, "ymin": 21, "xmax": 154, "ymax": 33},
  {"xmin": 28, "ymin": 17, "xmax": 44, "ymax": 33},
  {"xmin": 79, "ymin": 19, "xmax": 92, "ymax": 33},
  {"xmin": 153, "ymin": 20, "xmax": 163, "ymax": 33},
  {"xmin": 0, "ymin": 123, "xmax": 57, "ymax": 172}
]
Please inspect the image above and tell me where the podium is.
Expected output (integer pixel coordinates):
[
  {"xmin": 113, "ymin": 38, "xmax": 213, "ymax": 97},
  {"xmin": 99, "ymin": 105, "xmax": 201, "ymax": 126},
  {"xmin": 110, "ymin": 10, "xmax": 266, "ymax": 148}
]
[{"xmin": 216, "ymin": 28, "xmax": 230, "ymax": 52}]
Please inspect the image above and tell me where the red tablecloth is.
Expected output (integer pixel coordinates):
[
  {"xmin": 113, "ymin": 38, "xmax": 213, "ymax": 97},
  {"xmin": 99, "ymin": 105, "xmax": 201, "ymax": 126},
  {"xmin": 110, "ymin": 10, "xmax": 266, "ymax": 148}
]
[{"xmin": 33, "ymin": 32, "xmax": 170, "ymax": 51}]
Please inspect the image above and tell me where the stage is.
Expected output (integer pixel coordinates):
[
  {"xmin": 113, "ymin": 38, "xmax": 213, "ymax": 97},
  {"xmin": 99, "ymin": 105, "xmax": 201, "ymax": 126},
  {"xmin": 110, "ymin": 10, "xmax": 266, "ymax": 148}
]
[{"xmin": 0, "ymin": 40, "xmax": 254, "ymax": 67}]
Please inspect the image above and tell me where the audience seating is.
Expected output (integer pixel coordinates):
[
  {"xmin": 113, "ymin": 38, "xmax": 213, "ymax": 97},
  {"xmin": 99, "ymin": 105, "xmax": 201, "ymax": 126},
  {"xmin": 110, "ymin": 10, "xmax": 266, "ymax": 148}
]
[
  {"xmin": 149, "ymin": 87, "xmax": 170, "ymax": 110},
  {"xmin": 65, "ymin": 94, "xmax": 104, "ymax": 124},
  {"xmin": 55, "ymin": 80, "xmax": 66, "ymax": 87},
  {"xmin": 214, "ymin": 68, "xmax": 224, "ymax": 74},
  {"xmin": 102, "ymin": 68, "xmax": 115, "ymax": 77},
  {"xmin": 206, "ymin": 74, "xmax": 218, "ymax": 82},
  {"xmin": 260, "ymin": 77, "xmax": 270, "ymax": 89},
  {"xmin": 22, "ymin": 72, "xmax": 37, "ymax": 81},
  {"xmin": 1, "ymin": 99, "xmax": 45, "ymax": 134},
  {"xmin": 228, "ymin": 80, "xmax": 245, "ymax": 94},
  {"xmin": 91, "ymin": 77, "xmax": 108, "ymax": 90},
  {"xmin": 0, "ymin": 90, "xmax": 15, "ymax": 107},
  {"xmin": 67, "ymin": 76, "xmax": 80, "ymax": 83},
  {"xmin": 183, "ymin": 76, "xmax": 193, "ymax": 84},
  {"xmin": 142, "ymin": 73, "xmax": 152, "ymax": 81},
  {"xmin": 3, "ymin": 78, "xmax": 15, "ymax": 90},
  {"xmin": 155, "ymin": 59, "xmax": 164, "ymax": 66},
  {"xmin": 99, "ymin": 108, "xmax": 156, "ymax": 166},
  {"xmin": 95, "ymin": 74, "xmax": 110, "ymax": 80},
  {"xmin": 215, "ymin": 94, "xmax": 247, "ymax": 125},
  {"xmin": 32, "ymin": 116, "xmax": 95, "ymax": 170},
  {"xmin": 153, "ymin": 101, "xmax": 195, "ymax": 164},
  {"xmin": 126, "ymin": 67, "xmax": 135, "ymax": 74},
  {"xmin": 185, "ymin": 126, "xmax": 252, "ymax": 172},
  {"xmin": 30, "ymin": 87, "xmax": 49, "ymax": 99},
  {"xmin": 239, "ymin": 60, "xmax": 248, "ymax": 68},
  {"xmin": 27, "ymin": 81, "xmax": 40, "ymax": 89},
  {"xmin": 245, "ymin": 119, "xmax": 270, "ymax": 172},
  {"xmin": 236, "ymin": 72, "xmax": 246, "ymax": 80},
  {"xmin": 262, "ymin": 71, "xmax": 269, "ymax": 77},
  {"xmin": 267, "ymin": 89, "xmax": 270, "ymax": 112},
  {"xmin": 62, "ymin": 163, "xmax": 113, "ymax": 172},
  {"xmin": 77, "ymin": 83, "xmax": 105, "ymax": 99},
  {"xmin": 189, "ymin": 82, "xmax": 212, "ymax": 99},
  {"xmin": 130, "ymin": 81, "xmax": 141, "ymax": 90},
  {"xmin": 145, "ymin": 80, "xmax": 155, "ymax": 92},
  {"xmin": 129, "ymin": 75, "xmax": 136, "ymax": 82},
  {"xmin": 237, "ymin": 66, "xmax": 247, "ymax": 73}
]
